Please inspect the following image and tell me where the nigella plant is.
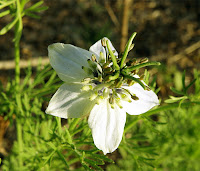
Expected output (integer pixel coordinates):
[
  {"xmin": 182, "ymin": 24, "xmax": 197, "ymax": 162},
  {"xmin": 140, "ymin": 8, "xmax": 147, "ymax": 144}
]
[{"xmin": 46, "ymin": 33, "xmax": 160, "ymax": 154}]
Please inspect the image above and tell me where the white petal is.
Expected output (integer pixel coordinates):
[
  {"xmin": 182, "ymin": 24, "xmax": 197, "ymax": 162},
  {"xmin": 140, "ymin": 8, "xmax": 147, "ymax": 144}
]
[
  {"xmin": 88, "ymin": 99, "xmax": 126, "ymax": 155},
  {"xmin": 48, "ymin": 43, "xmax": 94, "ymax": 83},
  {"xmin": 46, "ymin": 83, "xmax": 95, "ymax": 118},
  {"xmin": 121, "ymin": 83, "xmax": 159, "ymax": 115},
  {"xmin": 89, "ymin": 37, "xmax": 118, "ymax": 59}
]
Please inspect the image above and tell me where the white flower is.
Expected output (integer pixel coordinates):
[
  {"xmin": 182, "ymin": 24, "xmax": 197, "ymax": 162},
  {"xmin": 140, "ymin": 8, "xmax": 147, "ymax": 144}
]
[{"xmin": 46, "ymin": 38, "xmax": 159, "ymax": 155}]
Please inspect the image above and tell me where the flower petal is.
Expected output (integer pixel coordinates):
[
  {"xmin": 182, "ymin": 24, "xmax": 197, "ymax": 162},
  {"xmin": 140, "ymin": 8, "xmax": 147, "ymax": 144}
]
[
  {"xmin": 88, "ymin": 99, "xmax": 126, "ymax": 155},
  {"xmin": 121, "ymin": 83, "xmax": 159, "ymax": 115},
  {"xmin": 89, "ymin": 37, "xmax": 118, "ymax": 58},
  {"xmin": 46, "ymin": 83, "xmax": 95, "ymax": 118},
  {"xmin": 48, "ymin": 43, "xmax": 94, "ymax": 83}
]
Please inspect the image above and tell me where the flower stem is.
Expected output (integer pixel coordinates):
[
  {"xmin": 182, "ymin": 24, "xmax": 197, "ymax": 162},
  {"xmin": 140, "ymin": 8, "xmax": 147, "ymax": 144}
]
[
  {"xmin": 120, "ymin": 32, "xmax": 136, "ymax": 69},
  {"xmin": 106, "ymin": 40, "xmax": 120, "ymax": 71},
  {"xmin": 16, "ymin": 118, "xmax": 23, "ymax": 167},
  {"xmin": 15, "ymin": 0, "xmax": 23, "ymax": 168},
  {"xmin": 15, "ymin": 0, "xmax": 23, "ymax": 92}
]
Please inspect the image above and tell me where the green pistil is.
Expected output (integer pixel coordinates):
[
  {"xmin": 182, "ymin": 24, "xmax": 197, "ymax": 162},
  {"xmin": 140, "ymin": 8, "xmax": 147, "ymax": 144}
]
[
  {"xmin": 106, "ymin": 40, "xmax": 120, "ymax": 71},
  {"xmin": 120, "ymin": 32, "xmax": 137, "ymax": 69},
  {"xmin": 123, "ymin": 61, "xmax": 161, "ymax": 73}
]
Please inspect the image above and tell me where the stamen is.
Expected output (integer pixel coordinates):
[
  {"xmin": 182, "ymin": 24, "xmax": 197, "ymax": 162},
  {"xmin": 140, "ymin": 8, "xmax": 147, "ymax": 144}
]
[
  {"xmin": 120, "ymin": 93, "xmax": 132, "ymax": 103},
  {"xmin": 81, "ymin": 78, "xmax": 92, "ymax": 84},
  {"xmin": 81, "ymin": 85, "xmax": 93, "ymax": 91},
  {"xmin": 115, "ymin": 88, "xmax": 123, "ymax": 94},
  {"xmin": 131, "ymin": 95, "xmax": 139, "ymax": 100},
  {"xmin": 96, "ymin": 63, "xmax": 102, "ymax": 74},
  {"xmin": 91, "ymin": 54, "xmax": 97, "ymax": 62},
  {"xmin": 101, "ymin": 38, "xmax": 107, "ymax": 47},
  {"xmin": 139, "ymin": 58, "xmax": 148, "ymax": 63},
  {"xmin": 145, "ymin": 86, "xmax": 151, "ymax": 91},
  {"xmin": 127, "ymin": 79, "xmax": 134, "ymax": 86},
  {"xmin": 109, "ymin": 96, "xmax": 115, "ymax": 109}
]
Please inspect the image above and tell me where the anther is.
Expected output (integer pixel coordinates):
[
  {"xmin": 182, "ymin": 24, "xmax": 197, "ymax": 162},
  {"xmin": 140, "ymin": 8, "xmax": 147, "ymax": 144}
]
[
  {"xmin": 127, "ymin": 79, "xmax": 134, "ymax": 86},
  {"xmin": 101, "ymin": 38, "xmax": 107, "ymax": 47},
  {"xmin": 145, "ymin": 86, "xmax": 151, "ymax": 91},
  {"xmin": 115, "ymin": 88, "xmax": 123, "ymax": 94},
  {"xmin": 109, "ymin": 97, "xmax": 115, "ymax": 109},
  {"xmin": 131, "ymin": 95, "xmax": 139, "ymax": 100},
  {"xmin": 91, "ymin": 54, "xmax": 97, "ymax": 62},
  {"xmin": 81, "ymin": 78, "xmax": 91, "ymax": 84},
  {"xmin": 96, "ymin": 63, "xmax": 102, "ymax": 73},
  {"xmin": 139, "ymin": 58, "xmax": 149, "ymax": 64},
  {"xmin": 81, "ymin": 85, "xmax": 93, "ymax": 91},
  {"xmin": 139, "ymin": 75, "xmax": 145, "ymax": 80}
]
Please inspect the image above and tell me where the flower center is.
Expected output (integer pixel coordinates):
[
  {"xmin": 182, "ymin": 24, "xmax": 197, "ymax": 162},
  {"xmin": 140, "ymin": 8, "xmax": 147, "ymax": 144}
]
[{"xmin": 81, "ymin": 37, "xmax": 160, "ymax": 108}]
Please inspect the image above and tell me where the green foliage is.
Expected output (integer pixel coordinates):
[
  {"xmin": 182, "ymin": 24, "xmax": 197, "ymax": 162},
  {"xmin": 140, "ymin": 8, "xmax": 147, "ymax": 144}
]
[{"xmin": 0, "ymin": 0, "xmax": 48, "ymax": 35}]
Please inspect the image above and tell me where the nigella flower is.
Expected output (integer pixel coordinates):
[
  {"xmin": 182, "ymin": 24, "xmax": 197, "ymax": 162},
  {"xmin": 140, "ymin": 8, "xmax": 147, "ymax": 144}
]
[{"xmin": 46, "ymin": 33, "xmax": 160, "ymax": 154}]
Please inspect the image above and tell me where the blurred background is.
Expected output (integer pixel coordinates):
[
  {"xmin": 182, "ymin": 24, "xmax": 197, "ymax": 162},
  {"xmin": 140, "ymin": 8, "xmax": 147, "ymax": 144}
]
[{"xmin": 0, "ymin": 0, "xmax": 199, "ymax": 99}]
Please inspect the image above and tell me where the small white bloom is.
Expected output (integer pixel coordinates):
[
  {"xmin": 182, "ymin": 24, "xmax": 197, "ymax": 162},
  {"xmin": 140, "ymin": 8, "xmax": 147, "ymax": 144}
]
[{"xmin": 46, "ymin": 38, "xmax": 159, "ymax": 155}]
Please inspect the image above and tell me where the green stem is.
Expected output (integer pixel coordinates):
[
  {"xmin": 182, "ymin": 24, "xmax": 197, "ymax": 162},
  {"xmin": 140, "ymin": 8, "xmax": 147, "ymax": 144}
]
[
  {"xmin": 15, "ymin": 0, "xmax": 23, "ymax": 92},
  {"xmin": 16, "ymin": 118, "xmax": 23, "ymax": 167},
  {"xmin": 120, "ymin": 32, "xmax": 136, "ymax": 69},
  {"xmin": 14, "ymin": 34, "xmax": 20, "ymax": 91},
  {"xmin": 56, "ymin": 117, "xmax": 62, "ymax": 135},
  {"xmin": 106, "ymin": 40, "xmax": 120, "ymax": 71},
  {"xmin": 15, "ymin": 0, "xmax": 23, "ymax": 168},
  {"xmin": 123, "ymin": 61, "xmax": 161, "ymax": 73}
]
